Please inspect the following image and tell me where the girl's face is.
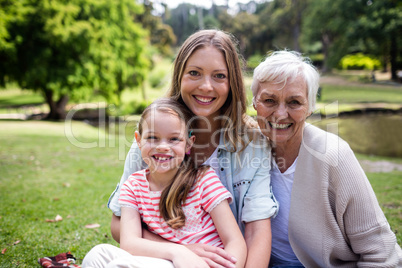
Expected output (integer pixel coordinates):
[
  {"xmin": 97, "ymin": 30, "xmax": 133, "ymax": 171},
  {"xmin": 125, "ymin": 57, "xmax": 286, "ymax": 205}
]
[
  {"xmin": 180, "ymin": 46, "xmax": 230, "ymax": 120},
  {"xmin": 253, "ymin": 76, "xmax": 310, "ymax": 148},
  {"xmin": 135, "ymin": 110, "xmax": 195, "ymax": 177}
]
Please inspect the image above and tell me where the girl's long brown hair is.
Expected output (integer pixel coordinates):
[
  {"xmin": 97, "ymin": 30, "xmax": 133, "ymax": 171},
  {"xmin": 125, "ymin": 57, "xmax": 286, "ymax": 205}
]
[{"xmin": 138, "ymin": 98, "xmax": 209, "ymax": 229}]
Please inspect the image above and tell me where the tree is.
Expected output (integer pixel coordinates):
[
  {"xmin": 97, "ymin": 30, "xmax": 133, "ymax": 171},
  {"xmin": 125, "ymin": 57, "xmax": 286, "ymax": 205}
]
[
  {"xmin": 165, "ymin": 3, "xmax": 200, "ymax": 45},
  {"xmin": 139, "ymin": 0, "xmax": 176, "ymax": 56},
  {"xmin": 302, "ymin": 0, "xmax": 368, "ymax": 73},
  {"xmin": 0, "ymin": 0, "xmax": 151, "ymax": 120},
  {"xmin": 350, "ymin": 0, "xmax": 402, "ymax": 80}
]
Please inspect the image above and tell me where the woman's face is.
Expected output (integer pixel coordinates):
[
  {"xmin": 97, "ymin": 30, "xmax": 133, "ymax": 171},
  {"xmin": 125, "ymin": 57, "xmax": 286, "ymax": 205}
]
[
  {"xmin": 253, "ymin": 76, "xmax": 310, "ymax": 147},
  {"xmin": 180, "ymin": 46, "xmax": 230, "ymax": 120}
]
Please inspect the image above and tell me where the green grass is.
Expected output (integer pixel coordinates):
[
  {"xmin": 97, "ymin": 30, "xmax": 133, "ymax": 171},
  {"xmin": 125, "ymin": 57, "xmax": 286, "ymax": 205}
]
[
  {"xmin": 318, "ymin": 84, "xmax": 402, "ymax": 104},
  {"xmin": 0, "ymin": 121, "xmax": 127, "ymax": 267},
  {"xmin": 368, "ymin": 171, "xmax": 402, "ymax": 246},
  {"xmin": 0, "ymin": 121, "xmax": 401, "ymax": 267}
]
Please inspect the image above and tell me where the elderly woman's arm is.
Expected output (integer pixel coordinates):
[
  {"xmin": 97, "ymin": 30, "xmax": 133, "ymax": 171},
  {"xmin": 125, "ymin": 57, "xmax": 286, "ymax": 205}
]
[{"xmin": 332, "ymin": 145, "xmax": 402, "ymax": 266}]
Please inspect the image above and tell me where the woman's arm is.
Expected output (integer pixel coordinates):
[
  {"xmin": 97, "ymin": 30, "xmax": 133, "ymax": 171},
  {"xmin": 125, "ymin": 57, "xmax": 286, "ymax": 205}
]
[
  {"xmin": 111, "ymin": 213, "xmax": 237, "ymax": 268},
  {"xmin": 120, "ymin": 207, "xmax": 209, "ymax": 268},
  {"xmin": 210, "ymin": 200, "xmax": 247, "ymax": 268},
  {"xmin": 244, "ymin": 219, "xmax": 271, "ymax": 268}
]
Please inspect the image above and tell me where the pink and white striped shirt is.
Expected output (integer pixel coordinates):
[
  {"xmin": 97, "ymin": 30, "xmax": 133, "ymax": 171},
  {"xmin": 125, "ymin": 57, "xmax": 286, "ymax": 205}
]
[{"xmin": 119, "ymin": 167, "xmax": 232, "ymax": 248}]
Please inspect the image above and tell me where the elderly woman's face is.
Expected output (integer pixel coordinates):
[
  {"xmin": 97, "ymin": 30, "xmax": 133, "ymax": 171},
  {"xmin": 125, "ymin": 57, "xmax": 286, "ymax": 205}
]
[{"xmin": 253, "ymin": 76, "xmax": 310, "ymax": 147}]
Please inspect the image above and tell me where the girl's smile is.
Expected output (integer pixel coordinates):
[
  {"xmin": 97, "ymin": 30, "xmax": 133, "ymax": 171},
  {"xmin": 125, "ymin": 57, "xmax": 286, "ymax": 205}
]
[{"xmin": 135, "ymin": 110, "xmax": 194, "ymax": 187}]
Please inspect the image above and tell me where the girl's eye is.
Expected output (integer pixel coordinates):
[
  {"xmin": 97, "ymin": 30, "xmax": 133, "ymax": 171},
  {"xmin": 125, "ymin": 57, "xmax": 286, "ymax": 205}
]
[
  {"xmin": 170, "ymin": 137, "xmax": 182, "ymax": 142},
  {"xmin": 215, "ymin": 73, "xmax": 226, "ymax": 79},
  {"xmin": 146, "ymin": 136, "xmax": 157, "ymax": 140}
]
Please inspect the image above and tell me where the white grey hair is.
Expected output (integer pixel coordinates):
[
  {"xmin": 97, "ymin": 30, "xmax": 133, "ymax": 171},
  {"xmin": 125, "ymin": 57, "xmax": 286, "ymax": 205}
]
[{"xmin": 251, "ymin": 50, "xmax": 320, "ymax": 113}]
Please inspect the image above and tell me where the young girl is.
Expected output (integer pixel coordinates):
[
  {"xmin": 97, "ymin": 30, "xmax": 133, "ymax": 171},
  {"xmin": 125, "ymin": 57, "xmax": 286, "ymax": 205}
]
[{"xmin": 82, "ymin": 98, "xmax": 247, "ymax": 268}]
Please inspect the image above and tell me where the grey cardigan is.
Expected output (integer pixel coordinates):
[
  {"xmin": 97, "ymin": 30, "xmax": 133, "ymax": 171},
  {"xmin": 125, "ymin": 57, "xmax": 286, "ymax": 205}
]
[{"xmin": 288, "ymin": 124, "xmax": 402, "ymax": 267}]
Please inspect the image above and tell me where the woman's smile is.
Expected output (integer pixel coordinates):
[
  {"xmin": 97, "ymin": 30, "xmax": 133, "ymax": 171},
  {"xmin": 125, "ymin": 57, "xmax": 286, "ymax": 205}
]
[{"xmin": 180, "ymin": 46, "xmax": 229, "ymax": 119}]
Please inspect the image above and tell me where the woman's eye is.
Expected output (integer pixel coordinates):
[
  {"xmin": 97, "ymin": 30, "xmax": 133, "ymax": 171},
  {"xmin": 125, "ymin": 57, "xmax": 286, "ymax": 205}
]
[
  {"xmin": 189, "ymin": 70, "xmax": 199, "ymax": 76},
  {"xmin": 289, "ymin": 100, "xmax": 301, "ymax": 105},
  {"xmin": 264, "ymin": 99, "xmax": 275, "ymax": 103},
  {"xmin": 215, "ymin": 73, "xmax": 226, "ymax": 79}
]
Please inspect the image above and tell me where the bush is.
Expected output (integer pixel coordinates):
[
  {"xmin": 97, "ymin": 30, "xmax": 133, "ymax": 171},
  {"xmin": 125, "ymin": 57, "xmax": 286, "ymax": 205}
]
[
  {"xmin": 339, "ymin": 53, "xmax": 382, "ymax": 70},
  {"xmin": 148, "ymin": 67, "xmax": 170, "ymax": 88},
  {"xmin": 123, "ymin": 100, "xmax": 152, "ymax": 115},
  {"xmin": 247, "ymin": 54, "xmax": 264, "ymax": 70}
]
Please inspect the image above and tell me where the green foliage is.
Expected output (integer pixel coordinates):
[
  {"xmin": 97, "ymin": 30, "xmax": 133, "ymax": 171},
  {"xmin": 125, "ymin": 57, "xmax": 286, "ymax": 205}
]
[
  {"xmin": 164, "ymin": 4, "xmax": 201, "ymax": 45},
  {"xmin": 247, "ymin": 54, "xmax": 264, "ymax": 69},
  {"xmin": 339, "ymin": 53, "xmax": 382, "ymax": 70},
  {"xmin": 139, "ymin": 1, "xmax": 176, "ymax": 56},
  {"xmin": 148, "ymin": 64, "xmax": 171, "ymax": 89},
  {"xmin": 0, "ymin": 0, "xmax": 152, "ymax": 119},
  {"xmin": 116, "ymin": 99, "xmax": 153, "ymax": 116}
]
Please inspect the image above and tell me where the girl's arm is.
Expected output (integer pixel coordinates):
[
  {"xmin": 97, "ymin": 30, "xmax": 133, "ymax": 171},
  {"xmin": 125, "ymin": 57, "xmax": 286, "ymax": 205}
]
[
  {"xmin": 244, "ymin": 219, "xmax": 272, "ymax": 268},
  {"xmin": 120, "ymin": 207, "xmax": 209, "ymax": 268},
  {"xmin": 210, "ymin": 200, "xmax": 247, "ymax": 268},
  {"xmin": 112, "ymin": 213, "xmax": 237, "ymax": 268}
]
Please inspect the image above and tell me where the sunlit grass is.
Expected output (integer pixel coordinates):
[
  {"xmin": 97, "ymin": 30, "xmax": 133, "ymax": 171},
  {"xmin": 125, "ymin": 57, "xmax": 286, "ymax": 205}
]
[{"xmin": 0, "ymin": 121, "xmax": 124, "ymax": 267}]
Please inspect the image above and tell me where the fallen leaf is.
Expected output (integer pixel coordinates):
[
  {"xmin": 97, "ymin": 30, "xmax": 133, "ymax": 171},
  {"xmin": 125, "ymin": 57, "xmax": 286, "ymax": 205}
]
[
  {"xmin": 45, "ymin": 215, "xmax": 63, "ymax": 222},
  {"xmin": 63, "ymin": 182, "xmax": 71, "ymax": 188},
  {"xmin": 85, "ymin": 223, "xmax": 100, "ymax": 229},
  {"xmin": 13, "ymin": 240, "xmax": 20, "ymax": 245},
  {"xmin": 1, "ymin": 248, "xmax": 6, "ymax": 254},
  {"xmin": 53, "ymin": 198, "xmax": 60, "ymax": 201}
]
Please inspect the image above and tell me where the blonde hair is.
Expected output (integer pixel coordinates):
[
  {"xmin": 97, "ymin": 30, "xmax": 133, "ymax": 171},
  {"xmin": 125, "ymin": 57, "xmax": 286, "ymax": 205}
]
[
  {"xmin": 167, "ymin": 29, "xmax": 255, "ymax": 151},
  {"xmin": 138, "ymin": 98, "xmax": 209, "ymax": 229}
]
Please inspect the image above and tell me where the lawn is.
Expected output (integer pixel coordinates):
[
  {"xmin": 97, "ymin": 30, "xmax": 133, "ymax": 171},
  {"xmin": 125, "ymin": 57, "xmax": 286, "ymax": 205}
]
[
  {"xmin": 0, "ymin": 121, "xmax": 124, "ymax": 267},
  {"xmin": 0, "ymin": 120, "xmax": 401, "ymax": 267}
]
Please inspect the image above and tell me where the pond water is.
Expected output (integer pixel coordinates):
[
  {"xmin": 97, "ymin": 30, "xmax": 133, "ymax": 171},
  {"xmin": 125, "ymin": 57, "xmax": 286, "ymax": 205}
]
[{"xmin": 307, "ymin": 113, "xmax": 402, "ymax": 158}]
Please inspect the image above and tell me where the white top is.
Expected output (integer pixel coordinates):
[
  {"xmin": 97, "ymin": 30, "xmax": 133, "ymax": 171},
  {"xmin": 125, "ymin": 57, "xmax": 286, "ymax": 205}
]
[{"xmin": 270, "ymin": 157, "xmax": 303, "ymax": 266}]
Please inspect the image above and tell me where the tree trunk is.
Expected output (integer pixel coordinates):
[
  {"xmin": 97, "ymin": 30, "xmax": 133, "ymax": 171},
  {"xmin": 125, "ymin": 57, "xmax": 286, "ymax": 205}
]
[
  {"xmin": 390, "ymin": 33, "xmax": 397, "ymax": 81},
  {"xmin": 44, "ymin": 89, "xmax": 69, "ymax": 120},
  {"xmin": 321, "ymin": 33, "xmax": 331, "ymax": 73}
]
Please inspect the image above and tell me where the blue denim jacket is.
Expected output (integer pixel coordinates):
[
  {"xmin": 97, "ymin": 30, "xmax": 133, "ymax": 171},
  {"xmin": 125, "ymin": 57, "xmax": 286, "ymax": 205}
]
[{"xmin": 108, "ymin": 132, "xmax": 278, "ymax": 234}]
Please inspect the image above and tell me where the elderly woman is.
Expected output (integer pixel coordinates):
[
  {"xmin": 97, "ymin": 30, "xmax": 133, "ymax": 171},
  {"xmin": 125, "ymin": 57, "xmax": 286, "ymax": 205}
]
[{"xmin": 251, "ymin": 50, "xmax": 402, "ymax": 267}]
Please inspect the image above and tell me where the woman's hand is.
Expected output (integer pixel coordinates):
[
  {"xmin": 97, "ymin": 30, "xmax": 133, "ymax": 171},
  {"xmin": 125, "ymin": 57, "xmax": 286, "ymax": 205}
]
[
  {"xmin": 185, "ymin": 244, "xmax": 237, "ymax": 268},
  {"xmin": 171, "ymin": 246, "xmax": 210, "ymax": 268}
]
